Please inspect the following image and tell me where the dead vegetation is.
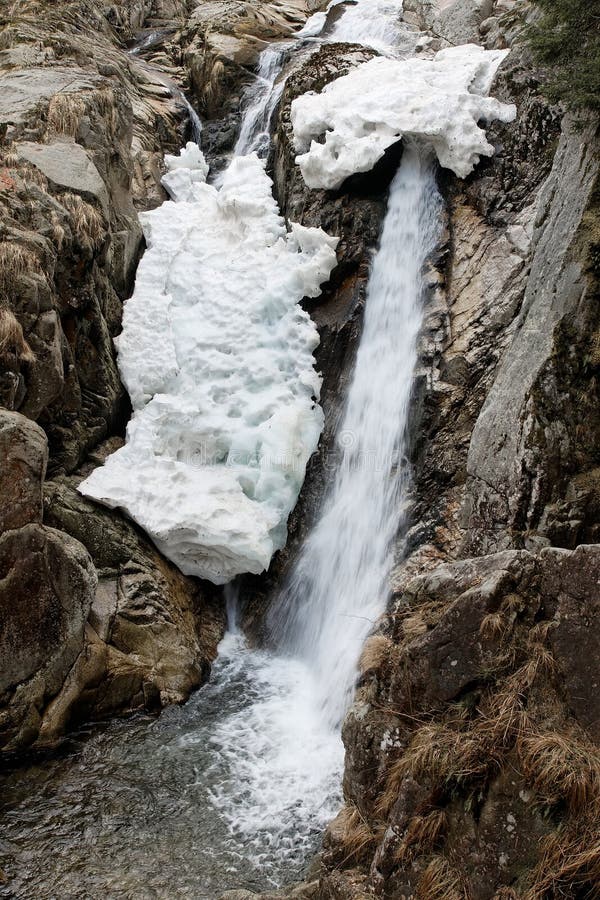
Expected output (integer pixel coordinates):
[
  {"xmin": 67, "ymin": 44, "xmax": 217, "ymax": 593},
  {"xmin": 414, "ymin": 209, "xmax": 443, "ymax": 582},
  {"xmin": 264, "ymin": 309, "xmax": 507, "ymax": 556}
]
[
  {"xmin": 394, "ymin": 809, "xmax": 448, "ymax": 864},
  {"xmin": 358, "ymin": 634, "xmax": 393, "ymax": 675},
  {"xmin": 60, "ymin": 193, "xmax": 105, "ymax": 250},
  {"xmin": 0, "ymin": 307, "xmax": 34, "ymax": 363},
  {"xmin": 201, "ymin": 59, "xmax": 225, "ymax": 110},
  {"xmin": 525, "ymin": 814, "xmax": 600, "ymax": 899},
  {"xmin": 327, "ymin": 804, "xmax": 378, "ymax": 867},
  {"xmin": 0, "ymin": 242, "xmax": 42, "ymax": 297},
  {"xmin": 377, "ymin": 723, "xmax": 502, "ymax": 818},
  {"xmin": 480, "ymin": 610, "xmax": 511, "ymax": 641},
  {"xmin": 416, "ymin": 856, "xmax": 470, "ymax": 900},
  {"xmin": 46, "ymin": 92, "xmax": 85, "ymax": 137},
  {"xmin": 518, "ymin": 732, "xmax": 600, "ymax": 811}
]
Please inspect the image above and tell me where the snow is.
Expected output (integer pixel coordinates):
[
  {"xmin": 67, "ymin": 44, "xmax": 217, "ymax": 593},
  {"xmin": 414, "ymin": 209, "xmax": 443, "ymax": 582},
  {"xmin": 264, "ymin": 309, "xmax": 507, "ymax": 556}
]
[
  {"xmin": 79, "ymin": 144, "xmax": 338, "ymax": 584},
  {"xmin": 291, "ymin": 44, "xmax": 517, "ymax": 189}
]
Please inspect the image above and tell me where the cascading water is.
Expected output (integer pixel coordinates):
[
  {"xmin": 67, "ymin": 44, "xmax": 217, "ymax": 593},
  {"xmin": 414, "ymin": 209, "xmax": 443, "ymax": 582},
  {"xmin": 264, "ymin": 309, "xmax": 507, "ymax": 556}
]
[
  {"xmin": 270, "ymin": 146, "xmax": 442, "ymax": 728},
  {"xmin": 205, "ymin": 144, "xmax": 442, "ymax": 864},
  {"xmin": 328, "ymin": 0, "xmax": 407, "ymax": 53},
  {"xmin": 234, "ymin": 44, "xmax": 292, "ymax": 156},
  {"xmin": 128, "ymin": 37, "xmax": 203, "ymax": 145}
]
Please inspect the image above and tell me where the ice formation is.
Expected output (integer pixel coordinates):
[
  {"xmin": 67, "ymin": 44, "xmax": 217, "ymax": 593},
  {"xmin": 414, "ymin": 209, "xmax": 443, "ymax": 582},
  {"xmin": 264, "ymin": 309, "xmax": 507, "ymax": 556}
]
[
  {"xmin": 291, "ymin": 44, "xmax": 517, "ymax": 189},
  {"xmin": 79, "ymin": 144, "xmax": 338, "ymax": 584}
]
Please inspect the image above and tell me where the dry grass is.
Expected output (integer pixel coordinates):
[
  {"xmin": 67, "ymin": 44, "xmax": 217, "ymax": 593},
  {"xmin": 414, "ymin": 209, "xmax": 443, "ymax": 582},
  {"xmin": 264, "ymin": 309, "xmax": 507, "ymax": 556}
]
[
  {"xmin": 0, "ymin": 242, "xmax": 40, "ymax": 293},
  {"xmin": 60, "ymin": 193, "xmax": 105, "ymax": 250},
  {"xmin": 395, "ymin": 809, "xmax": 448, "ymax": 863},
  {"xmin": 480, "ymin": 611, "xmax": 510, "ymax": 641},
  {"xmin": 202, "ymin": 59, "xmax": 225, "ymax": 108},
  {"xmin": 377, "ymin": 723, "xmax": 500, "ymax": 817},
  {"xmin": 96, "ymin": 86, "xmax": 119, "ymax": 135},
  {"xmin": 50, "ymin": 213, "xmax": 66, "ymax": 250},
  {"xmin": 501, "ymin": 593, "xmax": 525, "ymax": 615},
  {"xmin": 327, "ymin": 804, "xmax": 377, "ymax": 866},
  {"xmin": 525, "ymin": 817, "xmax": 600, "ymax": 899},
  {"xmin": 20, "ymin": 163, "xmax": 48, "ymax": 191},
  {"xmin": 358, "ymin": 634, "xmax": 393, "ymax": 675},
  {"xmin": 398, "ymin": 598, "xmax": 445, "ymax": 645},
  {"xmin": 46, "ymin": 92, "xmax": 85, "ymax": 137},
  {"xmin": 0, "ymin": 307, "xmax": 35, "ymax": 363},
  {"xmin": 518, "ymin": 732, "xmax": 600, "ymax": 811},
  {"xmin": 493, "ymin": 889, "xmax": 521, "ymax": 899},
  {"xmin": 416, "ymin": 855, "xmax": 469, "ymax": 900},
  {"xmin": 1, "ymin": 149, "xmax": 20, "ymax": 168},
  {"xmin": 528, "ymin": 620, "xmax": 557, "ymax": 644},
  {"xmin": 476, "ymin": 680, "xmax": 529, "ymax": 752}
]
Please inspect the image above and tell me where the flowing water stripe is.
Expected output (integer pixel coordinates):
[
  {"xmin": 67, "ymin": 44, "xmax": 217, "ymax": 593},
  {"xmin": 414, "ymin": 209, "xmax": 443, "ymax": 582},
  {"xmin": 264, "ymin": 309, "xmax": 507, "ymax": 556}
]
[{"xmin": 268, "ymin": 146, "xmax": 443, "ymax": 729}]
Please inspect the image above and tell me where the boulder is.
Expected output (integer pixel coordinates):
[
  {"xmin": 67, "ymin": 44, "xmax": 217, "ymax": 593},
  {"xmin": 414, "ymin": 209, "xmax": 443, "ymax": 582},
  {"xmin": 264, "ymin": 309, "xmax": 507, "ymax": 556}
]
[
  {"xmin": 16, "ymin": 141, "xmax": 110, "ymax": 217},
  {"xmin": 0, "ymin": 67, "xmax": 100, "ymax": 126},
  {"xmin": 0, "ymin": 523, "xmax": 96, "ymax": 749},
  {"xmin": 0, "ymin": 409, "xmax": 47, "ymax": 534},
  {"xmin": 42, "ymin": 472, "xmax": 225, "ymax": 724}
]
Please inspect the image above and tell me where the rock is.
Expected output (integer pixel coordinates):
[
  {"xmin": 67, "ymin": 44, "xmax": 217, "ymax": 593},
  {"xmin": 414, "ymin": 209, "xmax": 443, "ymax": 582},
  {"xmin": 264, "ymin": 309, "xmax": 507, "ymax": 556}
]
[
  {"xmin": 0, "ymin": 523, "xmax": 96, "ymax": 750},
  {"xmin": 434, "ymin": 0, "xmax": 494, "ymax": 45},
  {"xmin": 16, "ymin": 141, "xmax": 110, "ymax": 217},
  {"xmin": 544, "ymin": 545, "xmax": 600, "ymax": 742},
  {"xmin": 0, "ymin": 67, "xmax": 100, "ymax": 126},
  {"xmin": 0, "ymin": 0, "xmax": 187, "ymax": 472},
  {"xmin": 325, "ymin": 546, "xmax": 600, "ymax": 897},
  {"xmin": 0, "ymin": 409, "xmax": 47, "ymax": 534},
  {"xmin": 464, "ymin": 118, "xmax": 600, "ymax": 553},
  {"xmin": 43, "ymin": 473, "xmax": 225, "ymax": 723}
]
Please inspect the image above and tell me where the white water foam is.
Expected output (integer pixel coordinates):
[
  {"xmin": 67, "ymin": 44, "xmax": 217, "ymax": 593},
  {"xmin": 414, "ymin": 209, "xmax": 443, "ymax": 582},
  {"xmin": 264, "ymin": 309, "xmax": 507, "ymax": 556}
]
[{"xmin": 191, "ymin": 635, "xmax": 344, "ymax": 871}]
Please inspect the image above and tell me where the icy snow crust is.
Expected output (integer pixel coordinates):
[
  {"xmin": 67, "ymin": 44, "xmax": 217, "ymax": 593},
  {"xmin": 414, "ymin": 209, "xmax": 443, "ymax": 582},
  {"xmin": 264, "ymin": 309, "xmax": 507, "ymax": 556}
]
[
  {"xmin": 292, "ymin": 44, "xmax": 517, "ymax": 189},
  {"xmin": 80, "ymin": 145, "xmax": 338, "ymax": 584}
]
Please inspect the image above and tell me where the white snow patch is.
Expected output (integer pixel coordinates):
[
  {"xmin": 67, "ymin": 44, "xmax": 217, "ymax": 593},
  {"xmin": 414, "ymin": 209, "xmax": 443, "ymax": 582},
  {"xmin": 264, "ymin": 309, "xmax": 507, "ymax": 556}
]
[
  {"xmin": 291, "ymin": 44, "xmax": 517, "ymax": 189},
  {"xmin": 80, "ymin": 144, "xmax": 338, "ymax": 584}
]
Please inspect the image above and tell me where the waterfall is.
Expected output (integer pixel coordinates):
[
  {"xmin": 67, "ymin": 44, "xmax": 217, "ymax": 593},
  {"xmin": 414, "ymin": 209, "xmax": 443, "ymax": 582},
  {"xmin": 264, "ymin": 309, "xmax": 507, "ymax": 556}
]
[
  {"xmin": 328, "ymin": 0, "xmax": 406, "ymax": 53},
  {"xmin": 207, "ymin": 146, "xmax": 442, "ymax": 870},
  {"xmin": 271, "ymin": 146, "xmax": 442, "ymax": 727},
  {"xmin": 127, "ymin": 39, "xmax": 203, "ymax": 146},
  {"xmin": 234, "ymin": 44, "xmax": 292, "ymax": 156}
]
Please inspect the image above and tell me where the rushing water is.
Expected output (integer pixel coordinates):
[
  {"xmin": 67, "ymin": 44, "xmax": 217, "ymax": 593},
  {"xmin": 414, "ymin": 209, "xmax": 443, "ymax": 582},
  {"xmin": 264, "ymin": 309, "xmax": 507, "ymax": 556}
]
[
  {"xmin": 0, "ymin": 2, "xmax": 444, "ymax": 896},
  {"xmin": 270, "ymin": 146, "xmax": 442, "ymax": 728},
  {"xmin": 234, "ymin": 44, "xmax": 293, "ymax": 156}
]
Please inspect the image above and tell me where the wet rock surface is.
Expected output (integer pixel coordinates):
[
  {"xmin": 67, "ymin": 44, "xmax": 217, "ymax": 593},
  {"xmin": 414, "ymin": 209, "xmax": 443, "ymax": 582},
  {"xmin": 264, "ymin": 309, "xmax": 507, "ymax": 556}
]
[{"xmin": 319, "ymin": 546, "xmax": 600, "ymax": 898}]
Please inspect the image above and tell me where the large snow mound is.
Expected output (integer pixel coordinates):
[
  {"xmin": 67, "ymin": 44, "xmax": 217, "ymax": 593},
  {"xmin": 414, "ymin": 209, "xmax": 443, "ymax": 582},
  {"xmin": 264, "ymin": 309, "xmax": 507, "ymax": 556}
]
[
  {"xmin": 291, "ymin": 44, "xmax": 517, "ymax": 189},
  {"xmin": 79, "ymin": 144, "xmax": 338, "ymax": 584}
]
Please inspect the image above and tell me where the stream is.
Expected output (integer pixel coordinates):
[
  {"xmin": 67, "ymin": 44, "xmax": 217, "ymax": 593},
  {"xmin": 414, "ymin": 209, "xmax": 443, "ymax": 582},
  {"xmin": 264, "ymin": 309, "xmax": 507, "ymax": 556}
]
[{"xmin": 0, "ymin": 2, "xmax": 436, "ymax": 897}]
